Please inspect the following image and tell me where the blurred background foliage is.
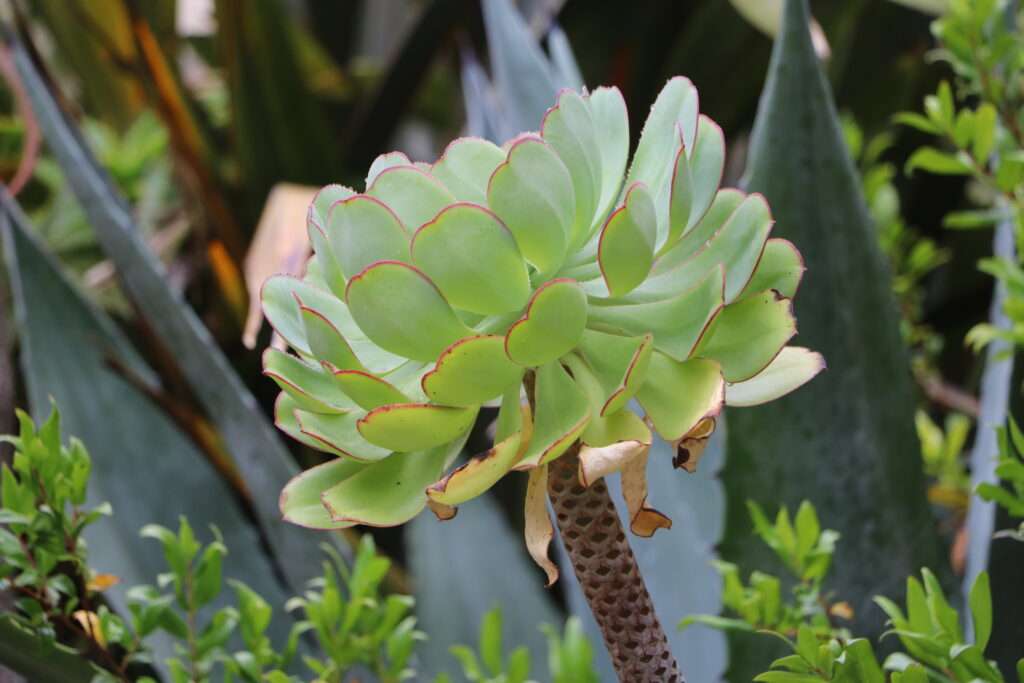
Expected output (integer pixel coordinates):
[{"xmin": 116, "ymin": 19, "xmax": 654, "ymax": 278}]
[{"xmin": 0, "ymin": 0, "xmax": 1020, "ymax": 681}]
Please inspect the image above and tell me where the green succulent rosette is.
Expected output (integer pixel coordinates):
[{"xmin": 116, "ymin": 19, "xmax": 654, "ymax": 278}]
[{"xmin": 263, "ymin": 77, "xmax": 824, "ymax": 574}]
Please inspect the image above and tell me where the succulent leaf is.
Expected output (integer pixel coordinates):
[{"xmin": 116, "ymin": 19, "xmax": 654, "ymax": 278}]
[
  {"xmin": 577, "ymin": 329, "xmax": 653, "ymax": 416},
  {"xmin": 422, "ymin": 335, "xmax": 524, "ymax": 407},
  {"xmin": 332, "ymin": 370, "xmax": 410, "ymax": 410},
  {"xmin": 411, "ymin": 203, "xmax": 531, "ymax": 314},
  {"xmin": 431, "ymin": 137, "xmax": 506, "ymax": 203},
  {"xmin": 326, "ymin": 195, "xmax": 409, "ymax": 279},
  {"xmin": 345, "ymin": 261, "xmax": 472, "ymax": 362},
  {"xmin": 636, "ymin": 353, "xmax": 724, "ymax": 442},
  {"xmin": 487, "ymin": 134, "xmax": 574, "ymax": 274},
  {"xmin": 695, "ymin": 290, "xmax": 796, "ymax": 382},
  {"xmin": 740, "ymin": 238, "xmax": 805, "ymax": 300},
  {"xmin": 280, "ymin": 458, "xmax": 364, "ymax": 530},
  {"xmin": 587, "ymin": 86, "xmax": 630, "ymax": 226},
  {"xmin": 725, "ymin": 346, "xmax": 825, "ymax": 406},
  {"xmin": 598, "ymin": 182, "xmax": 658, "ymax": 297},
  {"xmin": 365, "ymin": 151, "xmax": 412, "ymax": 189},
  {"xmin": 505, "ymin": 279, "xmax": 587, "ymax": 366},
  {"xmin": 367, "ymin": 165, "xmax": 455, "ymax": 230},
  {"xmin": 542, "ymin": 89, "xmax": 603, "ymax": 247},
  {"xmin": 294, "ymin": 409, "xmax": 392, "ymax": 462},
  {"xmin": 516, "ymin": 361, "xmax": 590, "ymax": 469},
  {"xmin": 263, "ymin": 348, "xmax": 355, "ymax": 414},
  {"xmin": 357, "ymin": 403, "xmax": 478, "ymax": 452},
  {"xmin": 300, "ymin": 304, "xmax": 364, "ymax": 371}
]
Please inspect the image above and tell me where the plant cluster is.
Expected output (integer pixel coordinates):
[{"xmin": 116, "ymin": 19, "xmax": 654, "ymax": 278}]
[
  {"xmin": 683, "ymin": 500, "xmax": 1020, "ymax": 682},
  {"xmin": 0, "ymin": 407, "xmax": 599, "ymax": 682},
  {"xmin": 976, "ymin": 416, "xmax": 1024, "ymax": 542}
]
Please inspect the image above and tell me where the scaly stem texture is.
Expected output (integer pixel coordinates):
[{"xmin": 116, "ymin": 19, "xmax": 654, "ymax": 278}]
[{"xmin": 547, "ymin": 446, "xmax": 682, "ymax": 682}]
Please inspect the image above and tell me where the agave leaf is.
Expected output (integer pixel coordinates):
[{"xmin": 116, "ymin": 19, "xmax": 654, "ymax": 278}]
[
  {"xmin": 263, "ymin": 348, "xmax": 354, "ymax": 414},
  {"xmin": 332, "ymin": 370, "xmax": 410, "ymax": 411},
  {"xmin": 357, "ymin": 404, "xmax": 478, "ymax": 453},
  {"xmin": 598, "ymin": 182, "xmax": 658, "ymax": 297},
  {"xmin": 725, "ymin": 347, "xmax": 826, "ymax": 407},
  {"xmin": 412, "ymin": 203, "xmax": 531, "ymax": 314},
  {"xmin": 577, "ymin": 330, "xmax": 654, "ymax": 416},
  {"xmin": 587, "ymin": 86, "xmax": 630, "ymax": 227},
  {"xmin": 294, "ymin": 409, "xmax": 391, "ymax": 462},
  {"xmin": 0, "ymin": 197, "xmax": 297, "ymax": 669},
  {"xmin": 541, "ymin": 89, "xmax": 602, "ymax": 247},
  {"xmin": 279, "ymin": 457, "xmax": 366, "ymax": 530},
  {"xmin": 481, "ymin": 0, "xmax": 560, "ymax": 138},
  {"xmin": 505, "ymin": 279, "xmax": 587, "ymax": 366},
  {"xmin": 322, "ymin": 440, "xmax": 462, "ymax": 527},
  {"xmin": 431, "ymin": 137, "xmax": 506, "ymax": 204},
  {"xmin": 515, "ymin": 361, "xmax": 590, "ymax": 468},
  {"xmin": 422, "ymin": 335, "xmax": 524, "ymax": 407},
  {"xmin": 367, "ymin": 165, "xmax": 455, "ymax": 231},
  {"xmin": 695, "ymin": 291, "xmax": 796, "ymax": 383},
  {"xmin": 487, "ymin": 134, "xmax": 574, "ymax": 274},
  {"xmin": 0, "ymin": 614, "xmax": 99, "ymax": 682},
  {"xmin": 636, "ymin": 354, "xmax": 724, "ymax": 442},
  {"xmin": 587, "ymin": 266, "xmax": 724, "ymax": 361},
  {"xmin": 326, "ymin": 195, "xmax": 410, "ymax": 280},
  {"xmin": 740, "ymin": 238, "xmax": 805, "ymax": 299},
  {"xmin": 8, "ymin": 39, "xmax": 340, "ymax": 589},
  {"xmin": 724, "ymin": 2, "xmax": 947, "ymax": 674},
  {"xmin": 345, "ymin": 261, "xmax": 472, "ymax": 362},
  {"xmin": 408, "ymin": 490, "xmax": 562, "ymax": 679}
]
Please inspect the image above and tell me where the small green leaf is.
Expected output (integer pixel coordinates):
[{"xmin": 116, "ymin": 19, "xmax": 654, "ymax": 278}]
[
  {"xmin": 968, "ymin": 571, "xmax": 992, "ymax": 652},
  {"xmin": 505, "ymin": 279, "xmax": 587, "ymax": 366},
  {"xmin": 893, "ymin": 112, "xmax": 941, "ymax": 135},
  {"xmin": 412, "ymin": 203, "xmax": 531, "ymax": 314},
  {"xmin": 487, "ymin": 134, "xmax": 574, "ymax": 274},
  {"xmin": 357, "ymin": 403, "xmax": 477, "ymax": 452},
  {"xmin": 904, "ymin": 147, "xmax": 971, "ymax": 175},
  {"xmin": 480, "ymin": 607, "xmax": 504, "ymax": 676},
  {"xmin": 345, "ymin": 261, "xmax": 472, "ymax": 362},
  {"xmin": 972, "ymin": 103, "xmax": 997, "ymax": 161},
  {"xmin": 598, "ymin": 182, "xmax": 657, "ymax": 296}
]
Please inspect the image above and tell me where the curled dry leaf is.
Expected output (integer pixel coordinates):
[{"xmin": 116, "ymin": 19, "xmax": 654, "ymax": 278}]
[
  {"xmin": 243, "ymin": 183, "xmax": 318, "ymax": 348},
  {"xmin": 427, "ymin": 499, "xmax": 458, "ymax": 521},
  {"xmin": 673, "ymin": 416, "xmax": 717, "ymax": 473},
  {"xmin": 524, "ymin": 464, "xmax": 558, "ymax": 586},
  {"xmin": 621, "ymin": 448, "xmax": 672, "ymax": 537}
]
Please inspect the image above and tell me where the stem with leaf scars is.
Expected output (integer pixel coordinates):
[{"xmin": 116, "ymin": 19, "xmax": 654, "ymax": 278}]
[{"xmin": 547, "ymin": 448, "xmax": 682, "ymax": 682}]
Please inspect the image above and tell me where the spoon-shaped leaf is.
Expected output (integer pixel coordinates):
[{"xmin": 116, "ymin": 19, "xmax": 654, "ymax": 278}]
[
  {"xmin": 587, "ymin": 86, "xmax": 630, "ymax": 226},
  {"xmin": 412, "ymin": 203, "xmax": 531, "ymax": 314},
  {"xmin": 262, "ymin": 348, "xmax": 355, "ymax": 414},
  {"xmin": 280, "ymin": 458, "xmax": 365, "ymax": 530},
  {"xmin": 422, "ymin": 335, "xmax": 524, "ymax": 407},
  {"xmin": 505, "ymin": 279, "xmax": 588, "ymax": 366},
  {"xmin": 636, "ymin": 353, "xmax": 724, "ymax": 442},
  {"xmin": 515, "ymin": 361, "xmax": 590, "ymax": 469},
  {"xmin": 294, "ymin": 409, "xmax": 392, "ymax": 461},
  {"xmin": 326, "ymin": 195, "xmax": 409, "ymax": 279},
  {"xmin": 357, "ymin": 403, "xmax": 478, "ymax": 452},
  {"xmin": 431, "ymin": 137, "xmax": 506, "ymax": 203},
  {"xmin": 345, "ymin": 261, "xmax": 472, "ymax": 362},
  {"xmin": 598, "ymin": 182, "xmax": 657, "ymax": 297},
  {"xmin": 577, "ymin": 330, "xmax": 654, "ymax": 416},
  {"xmin": 695, "ymin": 291, "xmax": 796, "ymax": 382},
  {"xmin": 322, "ymin": 441, "xmax": 462, "ymax": 527},
  {"xmin": 740, "ymin": 238, "xmax": 805, "ymax": 299},
  {"xmin": 487, "ymin": 134, "xmax": 574, "ymax": 274},
  {"xmin": 333, "ymin": 370, "xmax": 410, "ymax": 410},
  {"xmin": 587, "ymin": 266, "xmax": 724, "ymax": 361},
  {"xmin": 542, "ymin": 89, "xmax": 602, "ymax": 247},
  {"xmin": 367, "ymin": 165, "xmax": 454, "ymax": 229},
  {"xmin": 724, "ymin": 346, "xmax": 825, "ymax": 406}
]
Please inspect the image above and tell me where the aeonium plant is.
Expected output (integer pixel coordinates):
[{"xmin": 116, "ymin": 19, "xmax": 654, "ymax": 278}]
[{"xmin": 261, "ymin": 77, "xmax": 823, "ymax": 682}]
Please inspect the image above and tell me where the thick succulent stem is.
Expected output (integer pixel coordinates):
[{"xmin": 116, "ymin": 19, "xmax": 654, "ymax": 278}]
[{"xmin": 547, "ymin": 446, "xmax": 682, "ymax": 683}]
